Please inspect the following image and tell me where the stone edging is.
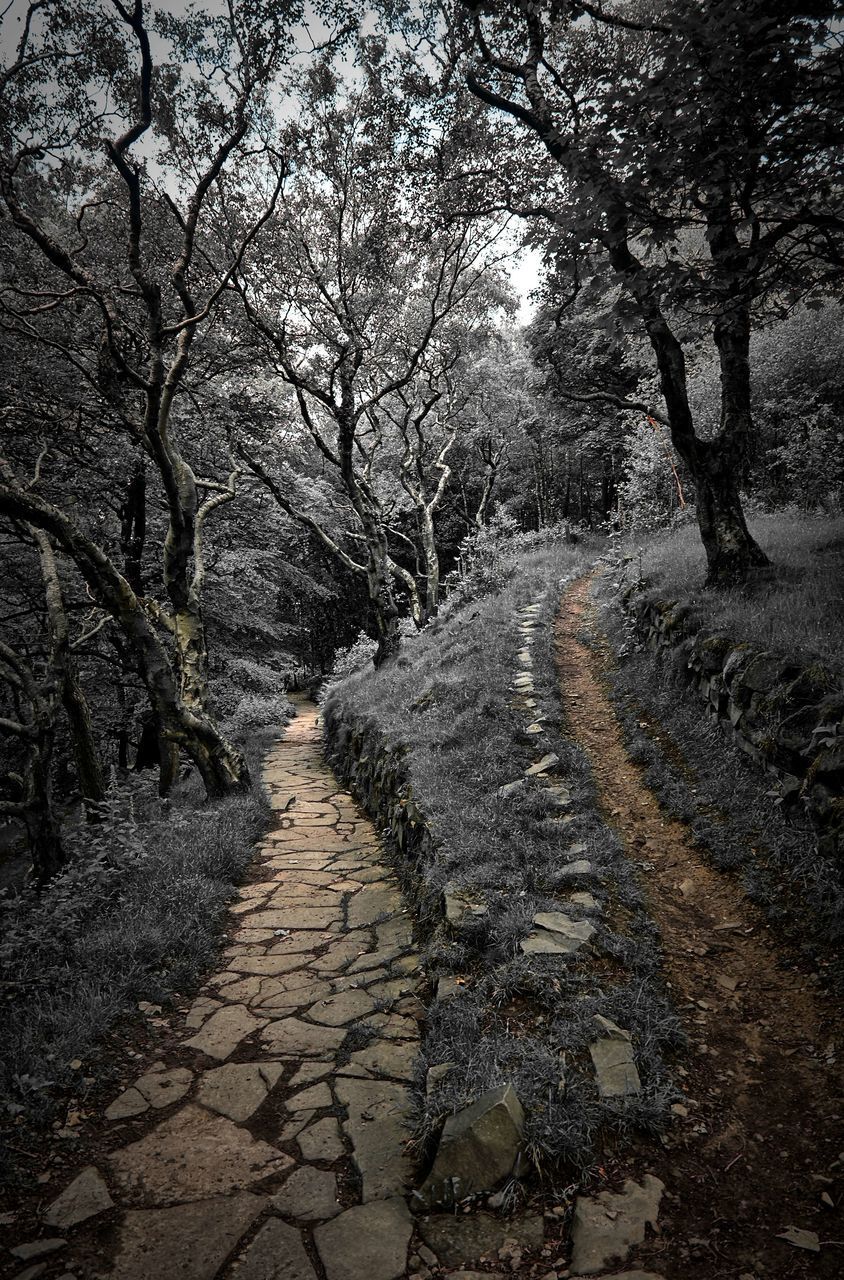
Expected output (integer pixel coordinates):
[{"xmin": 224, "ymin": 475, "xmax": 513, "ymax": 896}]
[{"xmin": 618, "ymin": 582, "xmax": 844, "ymax": 862}]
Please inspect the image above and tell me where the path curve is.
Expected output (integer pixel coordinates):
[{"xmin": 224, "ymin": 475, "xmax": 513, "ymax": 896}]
[{"xmin": 555, "ymin": 574, "xmax": 844, "ymax": 1280}]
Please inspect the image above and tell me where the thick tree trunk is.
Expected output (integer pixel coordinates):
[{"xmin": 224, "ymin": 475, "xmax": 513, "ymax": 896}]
[
  {"xmin": 419, "ymin": 509, "xmax": 440, "ymax": 622},
  {"xmin": 604, "ymin": 210, "xmax": 768, "ymax": 585},
  {"xmin": 692, "ymin": 440, "xmax": 769, "ymax": 586}
]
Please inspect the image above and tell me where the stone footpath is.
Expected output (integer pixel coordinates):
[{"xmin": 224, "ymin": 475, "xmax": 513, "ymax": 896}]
[
  {"xmin": 17, "ymin": 689, "xmax": 668, "ymax": 1280},
  {"xmin": 33, "ymin": 703, "xmax": 425, "ymax": 1280}
]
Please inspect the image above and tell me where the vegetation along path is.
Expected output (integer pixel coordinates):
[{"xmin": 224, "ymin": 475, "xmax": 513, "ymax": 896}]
[
  {"xmin": 30, "ymin": 700, "xmax": 426, "ymax": 1280},
  {"xmin": 555, "ymin": 574, "xmax": 844, "ymax": 1280}
]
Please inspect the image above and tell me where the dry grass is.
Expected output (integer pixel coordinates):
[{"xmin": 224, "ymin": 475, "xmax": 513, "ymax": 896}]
[{"xmin": 627, "ymin": 512, "xmax": 844, "ymax": 671}]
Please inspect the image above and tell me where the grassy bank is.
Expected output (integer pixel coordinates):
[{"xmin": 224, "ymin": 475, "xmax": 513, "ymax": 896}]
[
  {"xmin": 596, "ymin": 512, "xmax": 844, "ymax": 985},
  {"xmin": 327, "ymin": 529, "xmax": 683, "ymax": 1182},
  {"xmin": 626, "ymin": 511, "xmax": 844, "ymax": 671},
  {"xmin": 0, "ymin": 693, "xmax": 291, "ymax": 1184}
]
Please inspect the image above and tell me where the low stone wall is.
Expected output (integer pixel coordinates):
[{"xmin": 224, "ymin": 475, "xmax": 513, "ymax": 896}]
[
  {"xmin": 321, "ymin": 698, "xmax": 441, "ymax": 919},
  {"xmin": 621, "ymin": 587, "xmax": 844, "ymax": 862}
]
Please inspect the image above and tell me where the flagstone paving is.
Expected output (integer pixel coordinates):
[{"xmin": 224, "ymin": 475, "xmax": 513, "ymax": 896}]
[{"xmin": 60, "ymin": 702, "xmax": 426, "ymax": 1280}]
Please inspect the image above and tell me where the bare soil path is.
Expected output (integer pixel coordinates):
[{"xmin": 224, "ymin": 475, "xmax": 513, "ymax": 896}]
[
  {"xmin": 6, "ymin": 701, "xmax": 427, "ymax": 1280},
  {"xmin": 554, "ymin": 574, "xmax": 844, "ymax": 1280}
]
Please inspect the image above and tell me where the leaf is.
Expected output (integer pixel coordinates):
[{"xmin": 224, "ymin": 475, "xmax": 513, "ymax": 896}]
[{"xmin": 776, "ymin": 1227, "xmax": 820, "ymax": 1252}]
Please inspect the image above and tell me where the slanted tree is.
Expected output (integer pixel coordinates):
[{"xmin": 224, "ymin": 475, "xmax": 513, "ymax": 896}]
[{"xmin": 0, "ymin": 0, "xmax": 327, "ymax": 791}]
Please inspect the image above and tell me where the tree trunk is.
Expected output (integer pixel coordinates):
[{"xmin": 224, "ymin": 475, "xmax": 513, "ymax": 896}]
[
  {"xmin": 33, "ymin": 529, "xmax": 106, "ymax": 810},
  {"xmin": 692, "ymin": 440, "xmax": 769, "ymax": 585}
]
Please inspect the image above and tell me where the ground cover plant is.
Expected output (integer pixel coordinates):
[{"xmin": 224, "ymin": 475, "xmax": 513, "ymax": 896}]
[
  {"xmin": 0, "ymin": 695, "xmax": 289, "ymax": 1186},
  {"xmin": 624, "ymin": 512, "xmax": 844, "ymax": 672},
  {"xmin": 325, "ymin": 527, "xmax": 684, "ymax": 1182}
]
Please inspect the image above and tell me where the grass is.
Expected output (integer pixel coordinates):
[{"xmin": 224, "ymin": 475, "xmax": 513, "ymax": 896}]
[
  {"xmin": 326, "ymin": 531, "xmax": 683, "ymax": 1183},
  {"xmin": 624, "ymin": 512, "xmax": 844, "ymax": 672},
  {"xmin": 0, "ymin": 691, "xmax": 291, "ymax": 1185}
]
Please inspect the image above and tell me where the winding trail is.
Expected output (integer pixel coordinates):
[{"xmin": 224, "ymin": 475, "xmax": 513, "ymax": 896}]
[{"xmin": 555, "ymin": 574, "xmax": 844, "ymax": 1280}]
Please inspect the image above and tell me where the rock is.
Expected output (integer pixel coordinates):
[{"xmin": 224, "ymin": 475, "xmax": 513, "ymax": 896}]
[
  {"xmin": 426, "ymin": 1062, "xmax": 456, "ymax": 1093},
  {"xmin": 134, "ymin": 1065, "xmax": 193, "ymax": 1109},
  {"xmin": 297, "ymin": 1117, "xmax": 345, "ymax": 1162},
  {"xmin": 497, "ymin": 780, "xmax": 524, "ymax": 802},
  {"xmin": 105, "ymin": 1087, "xmax": 149, "ymax": 1120},
  {"xmin": 272, "ymin": 1166, "xmax": 341, "ymax": 1220},
  {"xmin": 314, "ymin": 1198, "xmax": 413, "ymax": 1280},
  {"xmin": 589, "ymin": 1016, "xmax": 641, "ymax": 1099},
  {"xmin": 418, "ymin": 1212, "xmax": 544, "ymax": 1267},
  {"xmin": 335, "ymin": 1077, "xmax": 413, "ymax": 1200},
  {"xmin": 285, "ymin": 1082, "xmax": 333, "ymax": 1112},
  {"xmin": 307, "ymin": 989, "xmax": 377, "ymax": 1026},
  {"xmin": 347, "ymin": 1039, "xmax": 417, "ymax": 1081},
  {"xmin": 436, "ymin": 976, "xmax": 465, "ymax": 1001},
  {"xmin": 9, "ymin": 1240, "xmax": 66, "ymax": 1261},
  {"xmin": 108, "ymin": 1103, "xmax": 289, "ymax": 1205},
  {"xmin": 570, "ymin": 892, "xmax": 598, "ymax": 910},
  {"xmin": 420, "ymin": 1083, "xmax": 525, "ymax": 1205},
  {"xmin": 182, "ymin": 1004, "xmax": 265, "ymax": 1061},
  {"xmin": 444, "ymin": 884, "xmax": 488, "ymax": 929},
  {"xmin": 261, "ymin": 1016, "xmax": 346, "ymax": 1058},
  {"xmin": 553, "ymin": 859, "xmax": 593, "ymax": 881},
  {"xmin": 196, "ymin": 1061, "xmax": 284, "ymax": 1122},
  {"xmin": 569, "ymin": 1174, "xmax": 664, "ymax": 1275},
  {"xmin": 233, "ymin": 1218, "xmax": 318, "ymax": 1279},
  {"xmin": 525, "ymin": 753, "xmax": 559, "ymax": 777},
  {"xmin": 107, "ymin": 1193, "xmax": 264, "ymax": 1280},
  {"xmin": 521, "ymin": 912, "xmax": 595, "ymax": 956},
  {"xmin": 43, "ymin": 1166, "xmax": 113, "ymax": 1229}
]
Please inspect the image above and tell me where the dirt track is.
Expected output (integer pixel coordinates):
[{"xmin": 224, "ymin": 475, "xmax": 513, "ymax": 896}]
[{"xmin": 554, "ymin": 574, "xmax": 844, "ymax": 1280}]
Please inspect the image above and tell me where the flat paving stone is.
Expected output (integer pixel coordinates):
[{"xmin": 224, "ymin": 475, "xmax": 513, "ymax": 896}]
[
  {"xmin": 195, "ymin": 1062, "xmax": 284, "ymax": 1122},
  {"xmin": 272, "ymin": 1166, "xmax": 341, "ymax": 1220},
  {"xmin": 108, "ymin": 1104, "xmax": 290, "ymax": 1205},
  {"xmin": 107, "ymin": 1194, "xmax": 264, "ymax": 1280},
  {"xmin": 570, "ymin": 1175, "xmax": 664, "ymax": 1275},
  {"xmin": 335, "ymin": 1077, "xmax": 413, "ymax": 1200},
  {"xmin": 314, "ymin": 1198, "xmax": 413, "ymax": 1280},
  {"xmin": 227, "ymin": 1218, "xmax": 317, "ymax": 1280},
  {"xmin": 43, "ymin": 1166, "xmax": 113, "ymax": 1229},
  {"xmin": 261, "ymin": 1016, "xmax": 346, "ymax": 1058},
  {"xmin": 306, "ymin": 988, "xmax": 377, "ymax": 1025},
  {"xmin": 285, "ymin": 1082, "xmax": 332, "ymax": 1112},
  {"xmin": 296, "ymin": 1117, "xmax": 346, "ymax": 1161},
  {"xmin": 182, "ymin": 1004, "xmax": 266, "ymax": 1061}
]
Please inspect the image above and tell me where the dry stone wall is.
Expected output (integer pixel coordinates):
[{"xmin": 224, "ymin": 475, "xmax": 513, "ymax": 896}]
[{"xmin": 621, "ymin": 585, "xmax": 844, "ymax": 864}]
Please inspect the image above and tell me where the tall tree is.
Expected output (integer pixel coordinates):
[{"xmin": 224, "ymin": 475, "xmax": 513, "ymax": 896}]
[
  {"xmin": 237, "ymin": 52, "xmax": 510, "ymax": 661},
  {"xmin": 448, "ymin": 0, "xmax": 844, "ymax": 581}
]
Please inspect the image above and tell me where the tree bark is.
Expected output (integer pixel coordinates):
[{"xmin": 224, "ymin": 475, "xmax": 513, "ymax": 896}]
[{"xmin": 33, "ymin": 529, "xmax": 106, "ymax": 810}]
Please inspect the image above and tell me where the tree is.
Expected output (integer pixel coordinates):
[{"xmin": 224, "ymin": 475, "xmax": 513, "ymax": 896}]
[
  {"xmin": 455, "ymin": 0, "xmax": 844, "ymax": 581},
  {"xmin": 0, "ymin": 0, "xmax": 321, "ymax": 793},
  {"xmin": 237, "ymin": 53, "xmax": 511, "ymax": 661}
]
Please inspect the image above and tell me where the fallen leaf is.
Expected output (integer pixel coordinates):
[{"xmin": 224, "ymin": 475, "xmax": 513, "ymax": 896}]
[{"xmin": 776, "ymin": 1227, "xmax": 820, "ymax": 1252}]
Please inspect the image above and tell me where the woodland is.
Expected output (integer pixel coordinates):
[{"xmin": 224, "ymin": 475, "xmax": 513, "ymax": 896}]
[{"xmin": 1, "ymin": 0, "xmax": 843, "ymax": 1219}]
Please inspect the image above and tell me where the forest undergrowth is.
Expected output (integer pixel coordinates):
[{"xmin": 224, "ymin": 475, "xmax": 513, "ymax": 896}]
[
  {"xmin": 326, "ymin": 529, "xmax": 683, "ymax": 1183},
  {"xmin": 627, "ymin": 511, "xmax": 844, "ymax": 671},
  {"xmin": 0, "ymin": 695, "xmax": 291, "ymax": 1184}
]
